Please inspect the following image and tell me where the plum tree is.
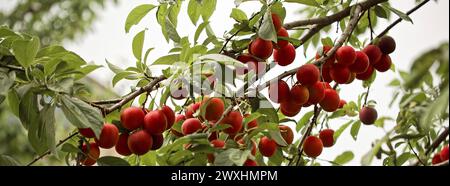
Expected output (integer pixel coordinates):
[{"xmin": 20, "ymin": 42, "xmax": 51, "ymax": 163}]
[{"xmin": 303, "ymin": 136, "xmax": 323, "ymax": 158}]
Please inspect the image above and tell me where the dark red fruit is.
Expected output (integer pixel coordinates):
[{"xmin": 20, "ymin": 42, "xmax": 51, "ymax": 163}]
[
  {"xmin": 319, "ymin": 89, "xmax": 340, "ymax": 112},
  {"xmin": 349, "ymin": 51, "xmax": 370, "ymax": 74},
  {"xmin": 144, "ymin": 110, "xmax": 168, "ymax": 134},
  {"xmin": 250, "ymin": 37, "xmax": 273, "ymax": 60},
  {"xmin": 128, "ymin": 130, "xmax": 153, "ymax": 155},
  {"xmin": 359, "ymin": 107, "xmax": 378, "ymax": 125},
  {"xmin": 336, "ymin": 46, "xmax": 356, "ymax": 66},
  {"xmin": 120, "ymin": 107, "xmax": 145, "ymax": 130},
  {"xmin": 79, "ymin": 128, "xmax": 96, "ymax": 138},
  {"xmin": 161, "ymin": 106, "xmax": 175, "ymax": 130},
  {"xmin": 151, "ymin": 133, "xmax": 164, "ymax": 150},
  {"xmin": 307, "ymin": 82, "xmax": 326, "ymax": 104},
  {"xmin": 96, "ymin": 123, "xmax": 119, "ymax": 149},
  {"xmin": 316, "ymin": 46, "xmax": 336, "ymax": 67},
  {"xmin": 221, "ymin": 111, "xmax": 243, "ymax": 135},
  {"xmin": 280, "ymin": 100, "xmax": 302, "ymax": 117},
  {"xmin": 81, "ymin": 142, "xmax": 100, "ymax": 166},
  {"xmin": 186, "ymin": 102, "xmax": 201, "ymax": 118},
  {"xmin": 377, "ymin": 36, "xmax": 396, "ymax": 54},
  {"xmin": 356, "ymin": 66, "xmax": 375, "ymax": 81},
  {"xmin": 363, "ymin": 45, "xmax": 383, "ymax": 65},
  {"xmin": 279, "ymin": 125, "xmax": 294, "ymax": 145},
  {"xmin": 271, "ymin": 13, "xmax": 282, "ymax": 32},
  {"xmin": 268, "ymin": 80, "xmax": 290, "ymax": 103},
  {"xmin": 290, "ymin": 84, "xmax": 310, "ymax": 106},
  {"xmin": 319, "ymin": 129, "xmax": 335, "ymax": 147},
  {"xmin": 373, "ymin": 54, "xmax": 392, "ymax": 72},
  {"xmin": 330, "ymin": 64, "xmax": 351, "ymax": 84},
  {"xmin": 182, "ymin": 118, "xmax": 203, "ymax": 135},
  {"xmin": 202, "ymin": 98, "xmax": 225, "ymax": 121},
  {"xmin": 277, "ymin": 27, "xmax": 289, "ymax": 48},
  {"xmin": 432, "ymin": 153, "xmax": 443, "ymax": 165},
  {"xmin": 440, "ymin": 146, "xmax": 449, "ymax": 161},
  {"xmin": 296, "ymin": 64, "xmax": 320, "ymax": 86},
  {"xmin": 274, "ymin": 43, "xmax": 296, "ymax": 66},
  {"xmin": 303, "ymin": 136, "xmax": 323, "ymax": 158},
  {"xmin": 115, "ymin": 133, "xmax": 132, "ymax": 156},
  {"xmin": 244, "ymin": 159, "xmax": 258, "ymax": 166},
  {"xmin": 259, "ymin": 136, "xmax": 277, "ymax": 157}
]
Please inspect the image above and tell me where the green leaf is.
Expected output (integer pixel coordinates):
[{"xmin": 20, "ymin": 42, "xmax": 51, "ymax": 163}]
[
  {"xmin": 350, "ymin": 121, "xmax": 361, "ymax": 141},
  {"xmin": 194, "ymin": 22, "xmax": 209, "ymax": 43},
  {"xmin": 132, "ymin": 30, "xmax": 146, "ymax": 61},
  {"xmin": 188, "ymin": 0, "xmax": 201, "ymax": 25},
  {"xmin": 7, "ymin": 89, "xmax": 20, "ymax": 117},
  {"xmin": 0, "ymin": 155, "xmax": 20, "ymax": 166},
  {"xmin": 270, "ymin": 130, "xmax": 288, "ymax": 147},
  {"xmin": 40, "ymin": 104, "xmax": 56, "ymax": 154},
  {"xmin": 152, "ymin": 54, "xmax": 180, "ymax": 65},
  {"xmin": 258, "ymin": 9, "xmax": 277, "ymax": 42},
  {"xmin": 333, "ymin": 151, "xmax": 354, "ymax": 165},
  {"xmin": 231, "ymin": 8, "xmax": 248, "ymax": 22},
  {"xmin": 333, "ymin": 121, "xmax": 352, "ymax": 142},
  {"xmin": 61, "ymin": 143, "xmax": 80, "ymax": 153},
  {"xmin": 296, "ymin": 111, "xmax": 314, "ymax": 132},
  {"xmin": 19, "ymin": 88, "xmax": 39, "ymax": 130},
  {"xmin": 125, "ymin": 4, "xmax": 156, "ymax": 33},
  {"xmin": 215, "ymin": 149, "xmax": 250, "ymax": 166},
  {"xmin": 201, "ymin": 0, "xmax": 217, "ymax": 21},
  {"xmin": 284, "ymin": 0, "xmax": 321, "ymax": 7},
  {"xmin": 59, "ymin": 95, "xmax": 103, "ymax": 138},
  {"xmin": 11, "ymin": 36, "xmax": 40, "ymax": 68},
  {"xmin": 382, "ymin": 5, "xmax": 413, "ymax": 23},
  {"xmin": 421, "ymin": 85, "xmax": 449, "ymax": 131},
  {"xmin": 374, "ymin": 5, "xmax": 388, "ymax": 19},
  {"xmin": 97, "ymin": 156, "xmax": 130, "ymax": 166}
]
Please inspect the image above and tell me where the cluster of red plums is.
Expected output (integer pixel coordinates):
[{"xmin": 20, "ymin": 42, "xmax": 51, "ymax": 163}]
[
  {"xmin": 432, "ymin": 145, "xmax": 449, "ymax": 165},
  {"xmin": 77, "ymin": 106, "xmax": 176, "ymax": 166}
]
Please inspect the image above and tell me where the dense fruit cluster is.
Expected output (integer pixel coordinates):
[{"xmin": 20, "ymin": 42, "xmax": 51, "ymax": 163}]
[
  {"xmin": 302, "ymin": 129, "xmax": 336, "ymax": 158},
  {"xmin": 77, "ymin": 106, "xmax": 175, "ymax": 166}
]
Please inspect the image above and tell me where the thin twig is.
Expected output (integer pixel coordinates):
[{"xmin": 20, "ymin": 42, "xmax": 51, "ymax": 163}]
[{"xmin": 27, "ymin": 132, "xmax": 79, "ymax": 166}]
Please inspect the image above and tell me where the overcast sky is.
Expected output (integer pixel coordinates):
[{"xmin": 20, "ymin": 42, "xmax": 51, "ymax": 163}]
[{"xmin": 4, "ymin": 0, "xmax": 448, "ymax": 165}]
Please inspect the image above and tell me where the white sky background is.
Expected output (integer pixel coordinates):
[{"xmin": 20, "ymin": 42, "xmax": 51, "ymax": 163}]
[
  {"xmin": 67, "ymin": 0, "xmax": 450, "ymax": 166},
  {"xmin": 2, "ymin": 0, "xmax": 449, "ymax": 165}
]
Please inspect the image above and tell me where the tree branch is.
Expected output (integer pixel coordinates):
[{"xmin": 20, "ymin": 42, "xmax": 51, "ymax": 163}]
[
  {"xmin": 283, "ymin": 0, "xmax": 387, "ymax": 29},
  {"xmin": 102, "ymin": 75, "xmax": 166, "ymax": 114},
  {"xmin": 27, "ymin": 132, "xmax": 79, "ymax": 166}
]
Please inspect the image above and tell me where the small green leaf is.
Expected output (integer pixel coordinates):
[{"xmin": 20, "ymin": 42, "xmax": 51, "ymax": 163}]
[
  {"xmin": 11, "ymin": 36, "xmax": 40, "ymax": 68},
  {"xmin": 231, "ymin": 8, "xmax": 248, "ymax": 22},
  {"xmin": 333, "ymin": 151, "xmax": 354, "ymax": 165},
  {"xmin": 333, "ymin": 121, "xmax": 352, "ymax": 142},
  {"xmin": 350, "ymin": 121, "xmax": 361, "ymax": 141},
  {"xmin": 125, "ymin": 4, "xmax": 156, "ymax": 33},
  {"xmin": 258, "ymin": 9, "xmax": 277, "ymax": 42},
  {"xmin": 132, "ymin": 30, "xmax": 146, "ymax": 61},
  {"xmin": 97, "ymin": 156, "xmax": 130, "ymax": 166},
  {"xmin": 152, "ymin": 54, "xmax": 180, "ymax": 65},
  {"xmin": 284, "ymin": 0, "xmax": 321, "ymax": 7},
  {"xmin": 297, "ymin": 111, "xmax": 314, "ymax": 132},
  {"xmin": 382, "ymin": 5, "xmax": 413, "ymax": 23}
]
